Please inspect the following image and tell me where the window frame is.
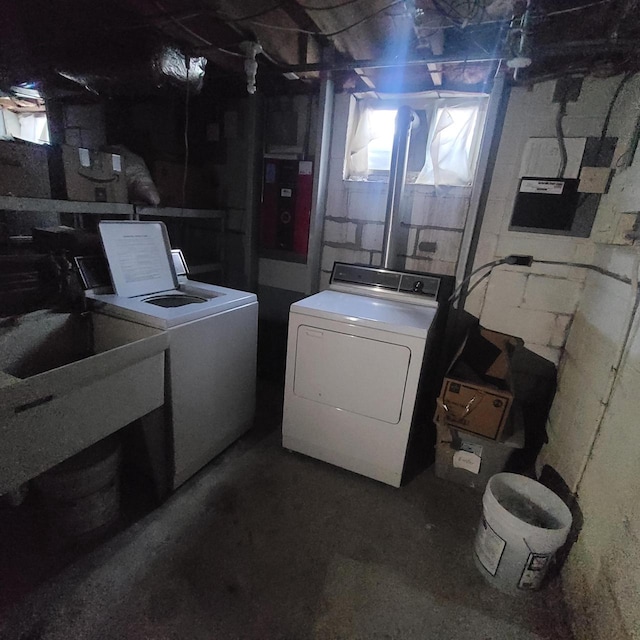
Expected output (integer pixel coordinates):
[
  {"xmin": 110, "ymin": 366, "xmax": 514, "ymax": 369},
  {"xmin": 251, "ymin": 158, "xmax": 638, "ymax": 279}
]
[{"xmin": 344, "ymin": 92, "xmax": 489, "ymax": 187}]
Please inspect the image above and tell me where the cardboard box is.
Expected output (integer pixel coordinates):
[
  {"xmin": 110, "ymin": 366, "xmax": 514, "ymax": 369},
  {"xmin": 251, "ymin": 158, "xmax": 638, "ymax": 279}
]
[
  {"xmin": 0, "ymin": 140, "xmax": 51, "ymax": 198},
  {"xmin": 50, "ymin": 145, "xmax": 127, "ymax": 203},
  {"xmin": 436, "ymin": 325, "xmax": 522, "ymax": 440},
  {"xmin": 434, "ymin": 407, "xmax": 524, "ymax": 492}
]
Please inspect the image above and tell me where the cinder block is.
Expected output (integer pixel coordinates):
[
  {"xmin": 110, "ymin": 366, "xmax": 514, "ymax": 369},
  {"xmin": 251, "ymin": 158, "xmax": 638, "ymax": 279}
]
[
  {"xmin": 480, "ymin": 304, "xmax": 571, "ymax": 348},
  {"xmin": 483, "ymin": 269, "xmax": 528, "ymax": 308},
  {"xmin": 409, "ymin": 195, "xmax": 468, "ymax": 229},
  {"xmin": 481, "ymin": 198, "xmax": 509, "ymax": 235},
  {"xmin": 416, "ymin": 228, "xmax": 462, "ymax": 262},
  {"xmin": 464, "ymin": 280, "xmax": 488, "ymax": 317},
  {"xmin": 407, "ymin": 192, "xmax": 430, "ymax": 226},
  {"xmin": 324, "ymin": 220, "xmax": 357, "ymax": 244},
  {"xmin": 346, "ymin": 186, "xmax": 386, "ymax": 221},
  {"xmin": 325, "ymin": 169, "xmax": 348, "ymax": 217},
  {"xmin": 562, "ymin": 116, "xmax": 604, "ymax": 138},
  {"xmin": 321, "ymin": 245, "xmax": 370, "ymax": 272},
  {"xmin": 361, "ymin": 223, "xmax": 384, "ymax": 251},
  {"xmin": 426, "ymin": 259, "xmax": 456, "ymax": 276},
  {"xmin": 573, "ymin": 242, "xmax": 596, "ymax": 264},
  {"xmin": 472, "ymin": 232, "xmax": 499, "ymax": 269},
  {"xmin": 404, "ymin": 257, "xmax": 432, "ymax": 273},
  {"xmin": 525, "ymin": 343, "xmax": 562, "ymax": 366},
  {"xmin": 523, "ymin": 275, "xmax": 583, "ymax": 314},
  {"xmin": 495, "ymin": 234, "xmax": 581, "ymax": 263},
  {"xmin": 406, "ymin": 228, "xmax": 418, "ymax": 256}
]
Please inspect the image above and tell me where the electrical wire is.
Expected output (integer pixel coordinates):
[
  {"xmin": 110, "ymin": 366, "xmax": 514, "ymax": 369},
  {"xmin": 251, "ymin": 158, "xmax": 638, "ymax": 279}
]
[
  {"xmin": 448, "ymin": 258, "xmax": 506, "ymax": 302},
  {"xmin": 463, "ymin": 266, "xmax": 495, "ymax": 299},
  {"xmin": 247, "ymin": 0, "xmax": 404, "ymax": 36},
  {"xmin": 544, "ymin": 0, "xmax": 614, "ymax": 18},
  {"xmin": 555, "ymin": 97, "xmax": 568, "ymax": 178},
  {"xmin": 154, "ymin": 0, "xmax": 213, "ymax": 46},
  {"xmin": 182, "ymin": 55, "xmax": 191, "ymax": 211},
  {"xmin": 596, "ymin": 71, "xmax": 634, "ymax": 161},
  {"xmin": 532, "ymin": 260, "xmax": 632, "ymax": 285},
  {"xmin": 449, "ymin": 254, "xmax": 633, "ymax": 306}
]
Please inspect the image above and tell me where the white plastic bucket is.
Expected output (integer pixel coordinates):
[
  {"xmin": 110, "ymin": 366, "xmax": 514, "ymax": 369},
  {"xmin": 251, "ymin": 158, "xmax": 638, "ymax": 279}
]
[{"xmin": 474, "ymin": 472, "xmax": 572, "ymax": 593}]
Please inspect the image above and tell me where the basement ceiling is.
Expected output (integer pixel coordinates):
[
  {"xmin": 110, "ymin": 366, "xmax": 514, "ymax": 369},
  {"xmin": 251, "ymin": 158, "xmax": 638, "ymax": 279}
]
[{"xmin": 1, "ymin": 0, "xmax": 639, "ymax": 97}]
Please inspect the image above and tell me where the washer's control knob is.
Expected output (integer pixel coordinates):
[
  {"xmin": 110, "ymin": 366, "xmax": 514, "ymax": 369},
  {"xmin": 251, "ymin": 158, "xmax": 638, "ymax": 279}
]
[{"xmin": 413, "ymin": 280, "xmax": 424, "ymax": 293}]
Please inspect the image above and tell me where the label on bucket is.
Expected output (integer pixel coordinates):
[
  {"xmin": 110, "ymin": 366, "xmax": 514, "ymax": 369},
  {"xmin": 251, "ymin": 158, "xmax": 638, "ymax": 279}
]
[
  {"xmin": 475, "ymin": 516, "xmax": 506, "ymax": 576},
  {"xmin": 518, "ymin": 552, "xmax": 551, "ymax": 590}
]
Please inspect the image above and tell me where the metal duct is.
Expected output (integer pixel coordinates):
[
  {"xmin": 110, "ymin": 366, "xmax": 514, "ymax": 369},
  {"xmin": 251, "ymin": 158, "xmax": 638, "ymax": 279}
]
[{"xmin": 381, "ymin": 106, "xmax": 417, "ymax": 270}]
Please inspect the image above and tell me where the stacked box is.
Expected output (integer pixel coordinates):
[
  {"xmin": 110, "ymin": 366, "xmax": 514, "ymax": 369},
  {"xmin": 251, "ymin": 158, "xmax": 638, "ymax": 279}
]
[
  {"xmin": 50, "ymin": 145, "xmax": 127, "ymax": 203},
  {"xmin": 434, "ymin": 406, "xmax": 525, "ymax": 492},
  {"xmin": 436, "ymin": 325, "xmax": 522, "ymax": 441},
  {"xmin": 0, "ymin": 140, "xmax": 51, "ymax": 198}
]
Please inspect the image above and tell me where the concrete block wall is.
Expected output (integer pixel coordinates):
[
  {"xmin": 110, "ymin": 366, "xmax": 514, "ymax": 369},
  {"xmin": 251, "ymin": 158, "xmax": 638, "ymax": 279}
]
[
  {"xmin": 319, "ymin": 93, "xmax": 471, "ymax": 288},
  {"xmin": 529, "ymin": 75, "xmax": 640, "ymax": 640},
  {"xmin": 465, "ymin": 76, "xmax": 639, "ymax": 365},
  {"xmin": 539, "ymin": 245, "xmax": 640, "ymax": 640}
]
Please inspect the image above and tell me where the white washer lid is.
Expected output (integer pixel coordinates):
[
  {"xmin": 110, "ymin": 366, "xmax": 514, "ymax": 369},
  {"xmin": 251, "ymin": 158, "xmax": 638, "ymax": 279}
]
[
  {"xmin": 291, "ymin": 290, "xmax": 438, "ymax": 338},
  {"xmin": 99, "ymin": 221, "xmax": 178, "ymax": 298}
]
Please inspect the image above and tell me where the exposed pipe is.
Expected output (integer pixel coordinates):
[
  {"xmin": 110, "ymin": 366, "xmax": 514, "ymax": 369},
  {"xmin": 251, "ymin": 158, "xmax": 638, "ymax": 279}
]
[
  {"xmin": 277, "ymin": 40, "xmax": 638, "ymax": 76},
  {"xmin": 285, "ymin": 51, "xmax": 502, "ymax": 74},
  {"xmin": 308, "ymin": 66, "xmax": 335, "ymax": 294},
  {"xmin": 381, "ymin": 106, "xmax": 416, "ymax": 270}
]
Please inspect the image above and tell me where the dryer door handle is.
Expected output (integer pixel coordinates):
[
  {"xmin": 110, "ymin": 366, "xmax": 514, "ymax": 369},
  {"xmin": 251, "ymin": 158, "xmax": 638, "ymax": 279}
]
[{"xmin": 304, "ymin": 329, "xmax": 324, "ymax": 338}]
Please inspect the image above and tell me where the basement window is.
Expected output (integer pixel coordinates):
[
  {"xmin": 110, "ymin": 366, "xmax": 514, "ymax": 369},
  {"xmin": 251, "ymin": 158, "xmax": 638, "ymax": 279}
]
[
  {"xmin": 345, "ymin": 93, "xmax": 488, "ymax": 187},
  {"xmin": 0, "ymin": 86, "xmax": 50, "ymax": 145}
]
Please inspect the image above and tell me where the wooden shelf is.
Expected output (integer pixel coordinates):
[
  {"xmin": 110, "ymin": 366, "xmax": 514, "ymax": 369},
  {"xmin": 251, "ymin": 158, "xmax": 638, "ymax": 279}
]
[
  {"xmin": 136, "ymin": 206, "xmax": 225, "ymax": 220},
  {"xmin": 0, "ymin": 198, "xmax": 226, "ymax": 221},
  {"xmin": 0, "ymin": 196, "xmax": 134, "ymax": 216}
]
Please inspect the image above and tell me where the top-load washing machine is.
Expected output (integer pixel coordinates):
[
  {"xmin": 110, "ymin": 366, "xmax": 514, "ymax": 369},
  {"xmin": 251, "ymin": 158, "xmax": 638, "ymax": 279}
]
[
  {"xmin": 85, "ymin": 221, "xmax": 258, "ymax": 490},
  {"xmin": 282, "ymin": 262, "xmax": 451, "ymax": 487}
]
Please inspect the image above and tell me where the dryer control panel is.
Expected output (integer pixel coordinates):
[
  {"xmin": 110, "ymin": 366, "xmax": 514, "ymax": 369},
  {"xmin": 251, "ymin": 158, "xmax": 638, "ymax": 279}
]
[{"xmin": 330, "ymin": 263, "xmax": 441, "ymax": 304}]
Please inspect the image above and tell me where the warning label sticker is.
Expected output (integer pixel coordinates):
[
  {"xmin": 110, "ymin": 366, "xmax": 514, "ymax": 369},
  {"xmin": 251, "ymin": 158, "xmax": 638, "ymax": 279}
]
[
  {"xmin": 475, "ymin": 517, "xmax": 506, "ymax": 576},
  {"xmin": 518, "ymin": 552, "xmax": 551, "ymax": 590},
  {"xmin": 520, "ymin": 179, "xmax": 565, "ymax": 195}
]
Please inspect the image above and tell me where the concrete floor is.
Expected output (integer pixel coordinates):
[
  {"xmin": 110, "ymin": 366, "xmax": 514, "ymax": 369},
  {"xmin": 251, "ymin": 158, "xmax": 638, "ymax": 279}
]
[{"xmin": 1, "ymin": 386, "xmax": 573, "ymax": 640}]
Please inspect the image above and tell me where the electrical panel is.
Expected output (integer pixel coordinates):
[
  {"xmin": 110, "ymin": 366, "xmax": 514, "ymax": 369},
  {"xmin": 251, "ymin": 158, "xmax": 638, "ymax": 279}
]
[{"xmin": 260, "ymin": 159, "xmax": 313, "ymax": 258}]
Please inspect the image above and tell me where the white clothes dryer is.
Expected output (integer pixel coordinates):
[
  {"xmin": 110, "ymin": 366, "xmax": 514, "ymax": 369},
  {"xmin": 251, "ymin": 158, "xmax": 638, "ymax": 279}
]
[
  {"xmin": 85, "ymin": 221, "xmax": 258, "ymax": 490},
  {"xmin": 282, "ymin": 263, "xmax": 449, "ymax": 487}
]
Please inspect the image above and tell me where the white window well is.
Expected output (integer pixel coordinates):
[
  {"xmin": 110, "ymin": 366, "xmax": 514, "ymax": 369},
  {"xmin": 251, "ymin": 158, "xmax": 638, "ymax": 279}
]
[{"xmin": 345, "ymin": 92, "xmax": 488, "ymax": 187}]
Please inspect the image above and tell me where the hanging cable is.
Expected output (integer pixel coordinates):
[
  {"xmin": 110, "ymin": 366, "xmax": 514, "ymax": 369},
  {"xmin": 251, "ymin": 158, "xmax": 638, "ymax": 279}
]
[
  {"xmin": 448, "ymin": 258, "xmax": 507, "ymax": 302},
  {"xmin": 449, "ymin": 254, "xmax": 633, "ymax": 306},
  {"xmin": 247, "ymin": 0, "xmax": 404, "ymax": 36},
  {"xmin": 182, "ymin": 54, "xmax": 191, "ymax": 211},
  {"xmin": 555, "ymin": 96, "xmax": 568, "ymax": 178},
  {"xmin": 532, "ymin": 259, "xmax": 632, "ymax": 284}
]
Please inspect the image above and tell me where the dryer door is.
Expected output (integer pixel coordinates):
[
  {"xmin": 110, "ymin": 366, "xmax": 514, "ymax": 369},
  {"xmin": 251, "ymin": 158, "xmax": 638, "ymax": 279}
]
[{"xmin": 293, "ymin": 325, "xmax": 411, "ymax": 424}]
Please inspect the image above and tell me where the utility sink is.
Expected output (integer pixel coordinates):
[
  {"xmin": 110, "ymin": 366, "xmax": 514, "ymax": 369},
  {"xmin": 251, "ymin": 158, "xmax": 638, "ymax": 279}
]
[{"xmin": 0, "ymin": 310, "xmax": 168, "ymax": 494}]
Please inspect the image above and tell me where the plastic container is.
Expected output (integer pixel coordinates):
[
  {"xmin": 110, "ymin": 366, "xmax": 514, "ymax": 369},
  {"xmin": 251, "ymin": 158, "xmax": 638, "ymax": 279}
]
[
  {"xmin": 434, "ymin": 411, "xmax": 524, "ymax": 492},
  {"xmin": 474, "ymin": 472, "xmax": 572, "ymax": 593},
  {"xmin": 34, "ymin": 436, "xmax": 122, "ymax": 542}
]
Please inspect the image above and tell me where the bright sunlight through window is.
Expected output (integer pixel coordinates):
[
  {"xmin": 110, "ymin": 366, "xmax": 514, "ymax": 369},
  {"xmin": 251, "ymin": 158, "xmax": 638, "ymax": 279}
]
[{"xmin": 367, "ymin": 109, "xmax": 397, "ymax": 172}]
